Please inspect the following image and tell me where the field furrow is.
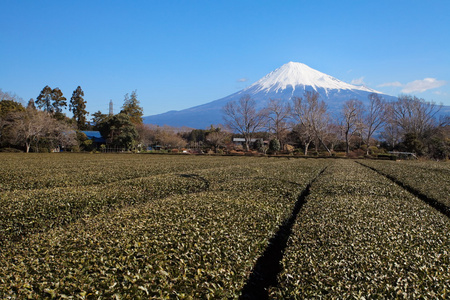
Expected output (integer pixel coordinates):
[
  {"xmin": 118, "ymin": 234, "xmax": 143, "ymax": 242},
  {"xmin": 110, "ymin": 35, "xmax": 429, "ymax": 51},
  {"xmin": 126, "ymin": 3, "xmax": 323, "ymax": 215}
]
[
  {"xmin": 359, "ymin": 160, "xmax": 450, "ymax": 209},
  {"xmin": 1, "ymin": 154, "xmax": 448, "ymax": 298},
  {"xmin": 0, "ymin": 158, "xmax": 327, "ymax": 298},
  {"xmin": 0, "ymin": 154, "xmax": 278, "ymax": 192},
  {"xmin": 271, "ymin": 160, "xmax": 450, "ymax": 299}
]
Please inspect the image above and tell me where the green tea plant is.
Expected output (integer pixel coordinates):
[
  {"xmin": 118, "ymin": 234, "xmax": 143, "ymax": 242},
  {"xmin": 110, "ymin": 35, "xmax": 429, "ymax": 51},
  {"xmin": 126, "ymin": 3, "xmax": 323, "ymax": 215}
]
[
  {"xmin": 360, "ymin": 160, "xmax": 450, "ymax": 208},
  {"xmin": 0, "ymin": 156, "xmax": 327, "ymax": 298},
  {"xmin": 271, "ymin": 160, "xmax": 450, "ymax": 298}
]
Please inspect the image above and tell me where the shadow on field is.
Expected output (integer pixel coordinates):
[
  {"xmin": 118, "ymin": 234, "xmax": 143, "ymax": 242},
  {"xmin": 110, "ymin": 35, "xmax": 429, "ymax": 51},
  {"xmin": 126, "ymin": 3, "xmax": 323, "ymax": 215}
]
[
  {"xmin": 357, "ymin": 162, "xmax": 450, "ymax": 218},
  {"xmin": 178, "ymin": 174, "xmax": 210, "ymax": 190},
  {"xmin": 240, "ymin": 168, "xmax": 327, "ymax": 300}
]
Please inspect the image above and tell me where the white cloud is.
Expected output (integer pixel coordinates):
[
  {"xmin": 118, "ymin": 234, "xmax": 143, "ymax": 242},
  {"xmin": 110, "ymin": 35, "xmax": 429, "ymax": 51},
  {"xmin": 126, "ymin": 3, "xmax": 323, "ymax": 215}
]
[
  {"xmin": 378, "ymin": 81, "xmax": 403, "ymax": 87},
  {"xmin": 351, "ymin": 76, "xmax": 365, "ymax": 85},
  {"xmin": 401, "ymin": 78, "xmax": 446, "ymax": 93},
  {"xmin": 237, "ymin": 78, "xmax": 248, "ymax": 82}
]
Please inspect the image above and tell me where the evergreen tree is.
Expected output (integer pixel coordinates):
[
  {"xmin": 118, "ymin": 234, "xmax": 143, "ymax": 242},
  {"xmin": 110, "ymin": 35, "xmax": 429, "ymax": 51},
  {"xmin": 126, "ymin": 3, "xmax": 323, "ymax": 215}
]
[
  {"xmin": 35, "ymin": 86, "xmax": 67, "ymax": 118},
  {"xmin": 69, "ymin": 86, "xmax": 88, "ymax": 130},
  {"xmin": 51, "ymin": 88, "xmax": 67, "ymax": 117},
  {"xmin": 35, "ymin": 86, "xmax": 53, "ymax": 113},
  {"xmin": 27, "ymin": 99, "xmax": 36, "ymax": 110},
  {"xmin": 269, "ymin": 138, "xmax": 281, "ymax": 154},
  {"xmin": 97, "ymin": 113, "xmax": 139, "ymax": 149},
  {"xmin": 120, "ymin": 90, "xmax": 143, "ymax": 124},
  {"xmin": 0, "ymin": 99, "xmax": 25, "ymax": 117},
  {"xmin": 91, "ymin": 111, "xmax": 108, "ymax": 130}
]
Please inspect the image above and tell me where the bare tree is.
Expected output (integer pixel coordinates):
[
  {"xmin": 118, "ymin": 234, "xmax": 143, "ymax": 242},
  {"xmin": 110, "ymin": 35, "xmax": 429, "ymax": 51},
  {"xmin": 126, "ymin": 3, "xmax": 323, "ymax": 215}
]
[
  {"xmin": 206, "ymin": 130, "xmax": 229, "ymax": 152},
  {"xmin": 265, "ymin": 98, "xmax": 291, "ymax": 146},
  {"xmin": 9, "ymin": 108, "xmax": 54, "ymax": 152},
  {"xmin": 136, "ymin": 123, "xmax": 155, "ymax": 150},
  {"xmin": 341, "ymin": 99, "xmax": 364, "ymax": 154},
  {"xmin": 223, "ymin": 95, "xmax": 266, "ymax": 151},
  {"xmin": 144, "ymin": 125, "xmax": 187, "ymax": 149},
  {"xmin": 291, "ymin": 91, "xmax": 331, "ymax": 155},
  {"xmin": 291, "ymin": 95, "xmax": 314, "ymax": 155},
  {"xmin": 158, "ymin": 130, "xmax": 186, "ymax": 149},
  {"xmin": 381, "ymin": 105, "xmax": 402, "ymax": 149},
  {"xmin": 290, "ymin": 123, "xmax": 314, "ymax": 155},
  {"xmin": 390, "ymin": 95, "xmax": 441, "ymax": 138},
  {"xmin": 0, "ymin": 89, "xmax": 24, "ymax": 103},
  {"xmin": 362, "ymin": 93, "xmax": 386, "ymax": 154},
  {"xmin": 51, "ymin": 121, "xmax": 77, "ymax": 151},
  {"xmin": 326, "ymin": 123, "xmax": 343, "ymax": 152}
]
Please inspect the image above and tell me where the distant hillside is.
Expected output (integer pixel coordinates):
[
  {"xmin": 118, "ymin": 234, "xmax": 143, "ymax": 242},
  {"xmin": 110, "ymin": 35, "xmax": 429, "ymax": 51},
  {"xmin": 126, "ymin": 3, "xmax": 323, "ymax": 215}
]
[{"xmin": 144, "ymin": 62, "xmax": 408, "ymax": 129}]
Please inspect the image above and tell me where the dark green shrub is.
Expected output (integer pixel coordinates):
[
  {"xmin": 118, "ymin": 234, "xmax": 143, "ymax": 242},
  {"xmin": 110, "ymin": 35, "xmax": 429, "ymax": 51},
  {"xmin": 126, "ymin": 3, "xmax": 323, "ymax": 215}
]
[{"xmin": 269, "ymin": 139, "xmax": 281, "ymax": 154}]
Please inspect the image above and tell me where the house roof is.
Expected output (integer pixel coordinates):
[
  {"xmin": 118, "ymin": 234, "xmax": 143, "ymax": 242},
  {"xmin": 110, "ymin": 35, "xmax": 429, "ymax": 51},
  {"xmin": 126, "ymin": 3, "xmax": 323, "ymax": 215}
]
[
  {"xmin": 232, "ymin": 138, "xmax": 263, "ymax": 142},
  {"xmin": 81, "ymin": 131, "xmax": 105, "ymax": 143}
]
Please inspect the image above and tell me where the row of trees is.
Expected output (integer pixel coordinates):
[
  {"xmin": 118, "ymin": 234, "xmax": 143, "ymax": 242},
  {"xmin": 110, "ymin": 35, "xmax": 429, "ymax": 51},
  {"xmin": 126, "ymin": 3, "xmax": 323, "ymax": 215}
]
[
  {"xmin": 0, "ymin": 87, "xmax": 144, "ymax": 152},
  {"xmin": 223, "ymin": 92, "xmax": 449, "ymax": 159},
  {"xmin": 1, "ymin": 86, "xmax": 449, "ymax": 158}
]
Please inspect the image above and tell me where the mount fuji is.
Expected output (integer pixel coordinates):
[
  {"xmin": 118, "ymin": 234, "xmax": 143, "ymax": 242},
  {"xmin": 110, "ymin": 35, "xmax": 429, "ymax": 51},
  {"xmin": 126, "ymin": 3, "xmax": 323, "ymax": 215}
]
[{"xmin": 143, "ymin": 62, "xmax": 397, "ymax": 129}]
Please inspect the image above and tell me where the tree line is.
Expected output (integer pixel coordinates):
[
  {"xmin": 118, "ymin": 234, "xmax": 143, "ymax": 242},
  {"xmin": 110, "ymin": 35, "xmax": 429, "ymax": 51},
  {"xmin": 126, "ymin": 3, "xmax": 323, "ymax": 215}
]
[
  {"xmin": 222, "ymin": 92, "xmax": 449, "ymax": 159},
  {"xmin": 0, "ymin": 87, "xmax": 144, "ymax": 152},
  {"xmin": 1, "ymin": 87, "xmax": 449, "ymax": 158}
]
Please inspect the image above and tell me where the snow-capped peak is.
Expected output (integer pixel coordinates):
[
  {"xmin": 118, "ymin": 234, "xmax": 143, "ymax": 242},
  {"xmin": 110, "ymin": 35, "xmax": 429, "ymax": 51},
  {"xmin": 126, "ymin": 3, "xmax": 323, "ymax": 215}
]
[{"xmin": 245, "ymin": 61, "xmax": 379, "ymax": 93}]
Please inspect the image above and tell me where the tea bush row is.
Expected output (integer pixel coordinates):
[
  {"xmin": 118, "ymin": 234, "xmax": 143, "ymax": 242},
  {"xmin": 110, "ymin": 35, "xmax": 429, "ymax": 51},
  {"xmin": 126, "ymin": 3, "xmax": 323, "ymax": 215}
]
[
  {"xmin": 0, "ymin": 160, "xmax": 327, "ymax": 298},
  {"xmin": 0, "ymin": 157, "xmax": 327, "ymax": 244},
  {"xmin": 0, "ymin": 154, "xmax": 274, "ymax": 191},
  {"xmin": 360, "ymin": 160, "xmax": 450, "ymax": 208},
  {"xmin": 0, "ymin": 173, "xmax": 207, "ymax": 243},
  {"xmin": 270, "ymin": 160, "xmax": 450, "ymax": 299}
]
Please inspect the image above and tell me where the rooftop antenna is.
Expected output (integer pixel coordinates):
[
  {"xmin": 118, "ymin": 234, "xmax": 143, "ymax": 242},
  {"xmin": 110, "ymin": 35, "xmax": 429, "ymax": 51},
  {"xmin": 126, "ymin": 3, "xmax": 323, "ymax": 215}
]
[{"xmin": 109, "ymin": 99, "xmax": 113, "ymax": 116}]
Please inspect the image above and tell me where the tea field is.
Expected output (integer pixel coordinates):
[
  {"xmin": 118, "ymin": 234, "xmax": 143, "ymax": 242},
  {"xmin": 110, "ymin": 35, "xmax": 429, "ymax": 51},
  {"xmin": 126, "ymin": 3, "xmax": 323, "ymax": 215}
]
[{"xmin": 0, "ymin": 154, "xmax": 449, "ymax": 299}]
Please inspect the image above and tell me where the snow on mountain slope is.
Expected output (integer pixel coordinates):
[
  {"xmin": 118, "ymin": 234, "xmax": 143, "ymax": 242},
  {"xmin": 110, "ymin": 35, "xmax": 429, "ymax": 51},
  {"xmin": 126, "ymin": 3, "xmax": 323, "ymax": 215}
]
[
  {"xmin": 246, "ymin": 62, "xmax": 380, "ymax": 94},
  {"xmin": 143, "ymin": 62, "xmax": 395, "ymax": 128}
]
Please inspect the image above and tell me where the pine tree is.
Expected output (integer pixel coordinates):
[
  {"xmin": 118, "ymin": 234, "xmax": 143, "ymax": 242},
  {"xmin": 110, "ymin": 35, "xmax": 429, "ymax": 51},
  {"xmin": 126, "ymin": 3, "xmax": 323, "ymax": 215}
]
[
  {"xmin": 69, "ymin": 86, "xmax": 88, "ymax": 130},
  {"xmin": 51, "ymin": 88, "xmax": 67, "ymax": 114},
  {"xmin": 91, "ymin": 111, "xmax": 108, "ymax": 130},
  {"xmin": 35, "ymin": 86, "xmax": 53, "ymax": 113},
  {"xmin": 120, "ymin": 90, "xmax": 143, "ymax": 124},
  {"xmin": 35, "ymin": 86, "xmax": 67, "ymax": 118},
  {"xmin": 27, "ymin": 99, "xmax": 36, "ymax": 110}
]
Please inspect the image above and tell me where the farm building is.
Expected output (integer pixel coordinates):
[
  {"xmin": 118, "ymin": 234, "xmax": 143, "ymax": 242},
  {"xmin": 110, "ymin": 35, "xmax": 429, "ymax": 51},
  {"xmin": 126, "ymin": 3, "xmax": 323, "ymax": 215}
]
[{"xmin": 232, "ymin": 138, "xmax": 263, "ymax": 146}]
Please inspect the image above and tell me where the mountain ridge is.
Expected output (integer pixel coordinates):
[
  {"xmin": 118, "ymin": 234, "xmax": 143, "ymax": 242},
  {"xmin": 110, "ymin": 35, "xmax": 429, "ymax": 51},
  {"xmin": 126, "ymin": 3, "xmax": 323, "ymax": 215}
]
[{"xmin": 143, "ymin": 62, "xmax": 396, "ymax": 128}]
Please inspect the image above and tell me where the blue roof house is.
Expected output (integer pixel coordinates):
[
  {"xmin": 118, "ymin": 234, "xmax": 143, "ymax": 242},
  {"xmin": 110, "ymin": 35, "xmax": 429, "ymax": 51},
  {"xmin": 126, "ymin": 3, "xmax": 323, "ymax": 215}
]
[{"xmin": 81, "ymin": 131, "xmax": 106, "ymax": 144}]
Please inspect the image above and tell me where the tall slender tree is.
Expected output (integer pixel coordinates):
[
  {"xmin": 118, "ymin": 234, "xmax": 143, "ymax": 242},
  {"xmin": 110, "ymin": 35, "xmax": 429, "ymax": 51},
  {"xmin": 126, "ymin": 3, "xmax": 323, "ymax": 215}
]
[
  {"xmin": 341, "ymin": 99, "xmax": 364, "ymax": 154},
  {"xmin": 69, "ymin": 86, "xmax": 88, "ymax": 130},
  {"xmin": 362, "ymin": 93, "xmax": 386, "ymax": 154},
  {"xmin": 51, "ymin": 88, "xmax": 67, "ymax": 119},
  {"xmin": 265, "ymin": 98, "xmax": 290, "ymax": 146},
  {"xmin": 35, "ymin": 85, "xmax": 53, "ymax": 113},
  {"xmin": 35, "ymin": 86, "xmax": 67, "ymax": 118},
  {"xmin": 120, "ymin": 90, "xmax": 143, "ymax": 124}
]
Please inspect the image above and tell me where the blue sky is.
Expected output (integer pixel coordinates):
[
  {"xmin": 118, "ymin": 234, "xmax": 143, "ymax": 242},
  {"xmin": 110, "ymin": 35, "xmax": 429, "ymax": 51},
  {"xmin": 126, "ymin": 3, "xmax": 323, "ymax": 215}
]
[{"xmin": 1, "ymin": 0, "xmax": 449, "ymax": 117}]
